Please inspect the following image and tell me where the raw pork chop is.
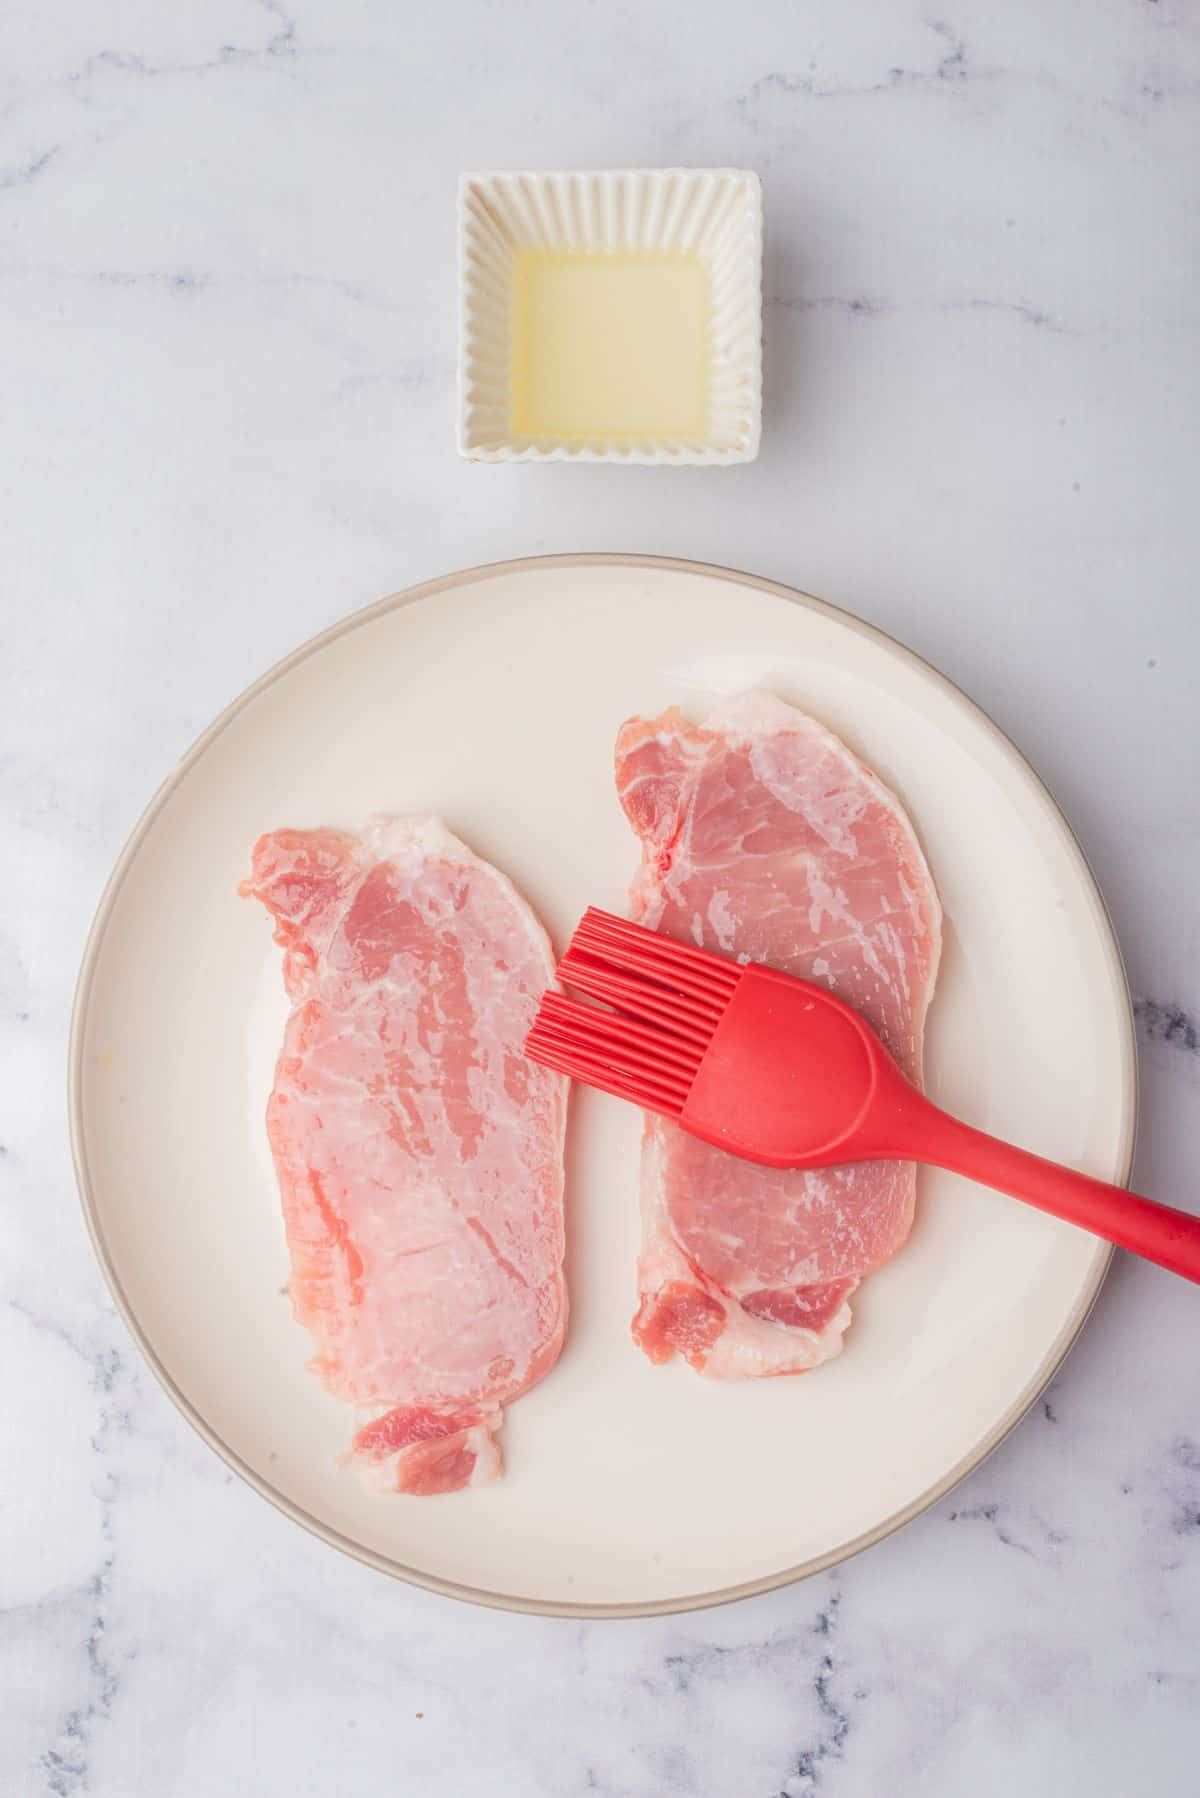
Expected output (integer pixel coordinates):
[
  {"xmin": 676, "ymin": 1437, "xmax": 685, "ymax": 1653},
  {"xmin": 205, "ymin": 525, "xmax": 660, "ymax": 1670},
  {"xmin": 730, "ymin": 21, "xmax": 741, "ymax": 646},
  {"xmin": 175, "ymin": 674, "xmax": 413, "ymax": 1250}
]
[
  {"xmin": 242, "ymin": 817, "xmax": 567, "ymax": 1493},
  {"xmin": 615, "ymin": 692, "xmax": 941, "ymax": 1378}
]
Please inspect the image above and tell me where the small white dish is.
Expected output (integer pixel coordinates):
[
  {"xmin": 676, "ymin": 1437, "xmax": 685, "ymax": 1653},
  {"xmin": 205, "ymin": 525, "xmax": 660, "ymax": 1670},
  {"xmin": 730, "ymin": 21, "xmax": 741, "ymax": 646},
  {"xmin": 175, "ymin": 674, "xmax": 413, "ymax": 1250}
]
[
  {"xmin": 458, "ymin": 170, "xmax": 762, "ymax": 464},
  {"xmin": 71, "ymin": 555, "xmax": 1133, "ymax": 1617}
]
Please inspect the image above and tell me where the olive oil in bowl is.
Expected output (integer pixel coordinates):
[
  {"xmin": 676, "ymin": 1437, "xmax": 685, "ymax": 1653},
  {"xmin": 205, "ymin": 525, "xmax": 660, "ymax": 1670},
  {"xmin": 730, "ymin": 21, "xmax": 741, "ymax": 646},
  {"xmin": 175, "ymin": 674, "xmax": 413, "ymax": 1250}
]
[
  {"xmin": 458, "ymin": 169, "xmax": 761, "ymax": 463},
  {"xmin": 510, "ymin": 249, "xmax": 711, "ymax": 444}
]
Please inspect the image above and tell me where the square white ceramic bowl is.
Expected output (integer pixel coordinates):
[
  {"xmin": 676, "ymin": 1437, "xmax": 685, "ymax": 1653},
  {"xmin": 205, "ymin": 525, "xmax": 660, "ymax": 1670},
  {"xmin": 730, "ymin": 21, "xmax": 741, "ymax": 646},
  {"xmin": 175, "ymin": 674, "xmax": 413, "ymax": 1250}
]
[{"xmin": 457, "ymin": 169, "xmax": 762, "ymax": 465}]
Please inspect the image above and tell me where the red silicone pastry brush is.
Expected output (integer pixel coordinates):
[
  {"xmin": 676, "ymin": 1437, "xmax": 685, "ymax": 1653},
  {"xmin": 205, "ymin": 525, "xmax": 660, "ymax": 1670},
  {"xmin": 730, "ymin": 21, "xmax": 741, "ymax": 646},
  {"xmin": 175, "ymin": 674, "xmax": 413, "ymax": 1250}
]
[{"xmin": 526, "ymin": 908, "xmax": 1200, "ymax": 1284}]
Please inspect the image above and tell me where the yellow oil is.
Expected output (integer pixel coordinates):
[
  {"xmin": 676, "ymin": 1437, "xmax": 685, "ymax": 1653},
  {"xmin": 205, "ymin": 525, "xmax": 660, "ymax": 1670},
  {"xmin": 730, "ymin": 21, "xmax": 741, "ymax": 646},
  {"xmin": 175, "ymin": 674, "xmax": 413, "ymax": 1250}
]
[{"xmin": 510, "ymin": 248, "xmax": 711, "ymax": 442}]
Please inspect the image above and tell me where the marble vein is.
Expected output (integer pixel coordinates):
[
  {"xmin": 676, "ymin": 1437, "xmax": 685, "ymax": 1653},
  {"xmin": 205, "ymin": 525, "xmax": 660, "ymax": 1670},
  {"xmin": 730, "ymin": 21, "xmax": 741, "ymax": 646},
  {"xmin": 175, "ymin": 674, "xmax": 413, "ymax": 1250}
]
[
  {"xmin": 63, "ymin": 2, "xmax": 299, "ymax": 89},
  {"xmin": 739, "ymin": 18, "xmax": 972, "ymax": 113},
  {"xmin": 6, "ymin": 1302, "xmax": 134, "ymax": 1797},
  {"xmin": 777, "ymin": 1591, "xmax": 857, "ymax": 1798},
  {"xmin": 0, "ymin": 145, "xmax": 60, "ymax": 193},
  {"xmin": 1135, "ymin": 999, "xmax": 1198, "ymax": 1055},
  {"xmin": 766, "ymin": 293, "xmax": 1082, "ymax": 334}
]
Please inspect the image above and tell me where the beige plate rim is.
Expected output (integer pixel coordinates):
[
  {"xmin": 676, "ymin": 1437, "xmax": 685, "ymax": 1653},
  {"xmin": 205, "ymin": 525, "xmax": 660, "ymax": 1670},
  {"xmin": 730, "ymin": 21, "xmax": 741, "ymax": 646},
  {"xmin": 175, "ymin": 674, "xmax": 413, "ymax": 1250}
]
[{"xmin": 68, "ymin": 553, "xmax": 1136, "ymax": 1619}]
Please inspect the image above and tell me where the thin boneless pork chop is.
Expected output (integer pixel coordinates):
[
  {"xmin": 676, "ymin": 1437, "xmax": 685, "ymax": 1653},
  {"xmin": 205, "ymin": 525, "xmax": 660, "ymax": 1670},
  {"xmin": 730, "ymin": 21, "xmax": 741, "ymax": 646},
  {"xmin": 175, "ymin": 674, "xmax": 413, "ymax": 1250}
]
[
  {"xmin": 242, "ymin": 817, "xmax": 567, "ymax": 1494},
  {"xmin": 615, "ymin": 691, "xmax": 942, "ymax": 1378}
]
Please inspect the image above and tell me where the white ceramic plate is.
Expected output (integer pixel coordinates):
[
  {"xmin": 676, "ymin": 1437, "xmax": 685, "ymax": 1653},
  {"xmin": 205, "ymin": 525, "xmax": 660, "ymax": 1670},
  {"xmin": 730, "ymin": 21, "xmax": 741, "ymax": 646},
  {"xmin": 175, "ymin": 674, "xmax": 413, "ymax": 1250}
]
[{"xmin": 71, "ymin": 555, "xmax": 1134, "ymax": 1617}]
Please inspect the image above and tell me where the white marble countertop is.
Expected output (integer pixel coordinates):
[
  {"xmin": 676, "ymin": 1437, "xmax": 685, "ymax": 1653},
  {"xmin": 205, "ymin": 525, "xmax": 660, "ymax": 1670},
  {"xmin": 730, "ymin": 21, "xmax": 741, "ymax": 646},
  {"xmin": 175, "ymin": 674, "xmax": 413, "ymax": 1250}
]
[{"xmin": 4, "ymin": 1, "xmax": 1199, "ymax": 1792}]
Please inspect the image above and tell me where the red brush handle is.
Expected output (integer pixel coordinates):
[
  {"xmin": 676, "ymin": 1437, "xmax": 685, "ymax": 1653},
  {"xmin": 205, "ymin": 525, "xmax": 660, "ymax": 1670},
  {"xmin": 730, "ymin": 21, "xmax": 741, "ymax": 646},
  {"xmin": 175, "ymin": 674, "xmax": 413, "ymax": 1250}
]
[{"xmin": 868, "ymin": 1074, "xmax": 1200, "ymax": 1283}]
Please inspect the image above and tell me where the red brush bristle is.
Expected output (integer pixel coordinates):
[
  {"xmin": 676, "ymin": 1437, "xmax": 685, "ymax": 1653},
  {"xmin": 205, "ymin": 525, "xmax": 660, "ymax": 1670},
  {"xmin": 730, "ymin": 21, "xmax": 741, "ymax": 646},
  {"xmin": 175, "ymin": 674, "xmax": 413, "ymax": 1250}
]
[
  {"xmin": 556, "ymin": 953, "xmax": 720, "ymax": 1043},
  {"xmin": 525, "ymin": 1031, "xmax": 689, "ymax": 1115},
  {"xmin": 573, "ymin": 908, "xmax": 739, "ymax": 1003},
  {"xmin": 536, "ymin": 993, "xmax": 702, "ymax": 1078},
  {"xmin": 524, "ymin": 909, "xmax": 743, "ymax": 1117}
]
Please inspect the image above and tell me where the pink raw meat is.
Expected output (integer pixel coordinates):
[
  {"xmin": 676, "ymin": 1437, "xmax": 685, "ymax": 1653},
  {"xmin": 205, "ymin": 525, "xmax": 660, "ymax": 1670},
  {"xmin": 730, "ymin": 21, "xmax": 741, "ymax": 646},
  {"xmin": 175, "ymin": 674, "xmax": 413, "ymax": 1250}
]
[
  {"xmin": 241, "ymin": 817, "xmax": 567, "ymax": 1493},
  {"xmin": 615, "ymin": 692, "xmax": 941, "ymax": 1378}
]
